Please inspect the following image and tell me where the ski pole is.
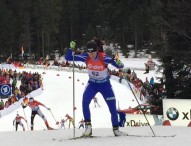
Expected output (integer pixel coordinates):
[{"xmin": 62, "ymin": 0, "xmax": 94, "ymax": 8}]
[
  {"xmin": 127, "ymin": 80, "xmax": 156, "ymax": 137},
  {"xmin": 22, "ymin": 107, "xmax": 29, "ymax": 131},
  {"xmin": 72, "ymin": 50, "xmax": 76, "ymax": 138},
  {"xmin": 49, "ymin": 109, "xmax": 59, "ymax": 128},
  {"xmin": 49, "ymin": 109, "xmax": 57, "ymax": 122}
]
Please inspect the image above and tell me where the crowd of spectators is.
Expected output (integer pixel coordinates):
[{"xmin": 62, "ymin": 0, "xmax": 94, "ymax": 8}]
[
  {"xmin": 1, "ymin": 54, "xmax": 164, "ymax": 115},
  {"xmin": 111, "ymin": 68, "xmax": 165, "ymax": 115},
  {"xmin": 22, "ymin": 57, "xmax": 165, "ymax": 115},
  {"xmin": 0, "ymin": 68, "xmax": 43, "ymax": 110}
]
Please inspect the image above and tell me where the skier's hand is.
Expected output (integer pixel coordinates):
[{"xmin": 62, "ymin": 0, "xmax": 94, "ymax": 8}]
[
  {"xmin": 21, "ymin": 103, "xmax": 27, "ymax": 108},
  {"xmin": 47, "ymin": 107, "xmax": 51, "ymax": 110},
  {"xmin": 70, "ymin": 41, "xmax": 76, "ymax": 49},
  {"xmin": 116, "ymin": 60, "xmax": 122, "ymax": 66}
]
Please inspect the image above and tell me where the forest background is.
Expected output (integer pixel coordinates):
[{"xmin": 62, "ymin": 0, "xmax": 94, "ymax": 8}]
[{"xmin": 0, "ymin": 0, "xmax": 191, "ymax": 99}]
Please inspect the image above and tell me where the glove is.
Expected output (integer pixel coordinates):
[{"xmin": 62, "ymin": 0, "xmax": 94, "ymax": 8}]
[
  {"xmin": 70, "ymin": 41, "xmax": 76, "ymax": 49},
  {"xmin": 21, "ymin": 103, "xmax": 27, "ymax": 109},
  {"xmin": 116, "ymin": 60, "xmax": 122, "ymax": 66},
  {"xmin": 46, "ymin": 107, "xmax": 50, "ymax": 110}
]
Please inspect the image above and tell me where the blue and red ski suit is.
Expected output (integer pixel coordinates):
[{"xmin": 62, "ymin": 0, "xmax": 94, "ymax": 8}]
[{"xmin": 65, "ymin": 49, "xmax": 124, "ymax": 127}]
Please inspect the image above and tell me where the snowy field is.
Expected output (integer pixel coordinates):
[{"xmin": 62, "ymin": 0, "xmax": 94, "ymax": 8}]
[
  {"xmin": 1, "ymin": 126, "xmax": 190, "ymax": 146},
  {"xmin": 0, "ymin": 52, "xmax": 188, "ymax": 146}
]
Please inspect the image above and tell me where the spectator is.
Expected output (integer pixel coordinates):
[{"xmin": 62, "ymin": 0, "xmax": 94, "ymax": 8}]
[
  {"xmin": 19, "ymin": 82, "xmax": 26, "ymax": 95},
  {"xmin": 38, "ymin": 77, "xmax": 44, "ymax": 90},
  {"xmin": 12, "ymin": 77, "xmax": 17, "ymax": 92},
  {"xmin": 0, "ymin": 99, "xmax": 4, "ymax": 110},
  {"xmin": 11, "ymin": 94, "xmax": 17, "ymax": 104},
  {"xmin": 4, "ymin": 101, "xmax": 10, "ymax": 108},
  {"xmin": 126, "ymin": 68, "xmax": 131, "ymax": 81},
  {"xmin": 150, "ymin": 77, "xmax": 154, "ymax": 87},
  {"xmin": 14, "ymin": 87, "xmax": 20, "ymax": 96},
  {"xmin": 118, "ymin": 69, "xmax": 124, "ymax": 83},
  {"xmin": 38, "ymin": 57, "xmax": 43, "ymax": 65},
  {"xmin": 131, "ymin": 70, "xmax": 137, "ymax": 81},
  {"xmin": 144, "ymin": 63, "xmax": 149, "ymax": 74}
]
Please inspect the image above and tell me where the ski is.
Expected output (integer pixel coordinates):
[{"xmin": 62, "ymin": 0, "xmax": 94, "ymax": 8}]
[
  {"xmin": 68, "ymin": 135, "xmax": 99, "ymax": 140},
  {"xmin": 127, "ymin": 134, "xmax": 176, "ymax": 138},
  {"xmin": 43, "ymin": 128, "xmax": 58, "ymax": 130},
  {"xmin": 52, "ymin": 135, "xmax": 99, "ymax": 141},
  {"xmin": 52, "ymin": 134, "xmax": 175, "ymax": 141}
]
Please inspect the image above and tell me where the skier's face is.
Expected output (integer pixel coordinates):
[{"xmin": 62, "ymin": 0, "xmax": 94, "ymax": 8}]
[
  {"xmin": 88, "ymin": 51, "xmax": 97, "ymax": 59},
  {"xmin": 29, "ymin": 98, "xmax": 34, "ymax": 103}
]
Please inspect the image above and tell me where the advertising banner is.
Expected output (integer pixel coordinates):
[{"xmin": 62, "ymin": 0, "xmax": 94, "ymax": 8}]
[
  {"xmin": 163, "ymin": 99, "xmax": 191, "ymax": 126},
  {"xmin": 125, "ymin": 114, "xmax": 163, "ymax": 127},
  {"xmin": 0, "ymin": 84, "xmax": 11, "ymax": 96}
]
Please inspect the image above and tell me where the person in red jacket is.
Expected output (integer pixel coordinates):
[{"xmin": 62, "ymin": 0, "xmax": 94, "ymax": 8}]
[
  {"xmin": 22, "ymin": 97, "xmax": 53, "ymax": 130},
  {"xmin": 13, "ymin": 114, "xmax": 27, "ymax": 131}
]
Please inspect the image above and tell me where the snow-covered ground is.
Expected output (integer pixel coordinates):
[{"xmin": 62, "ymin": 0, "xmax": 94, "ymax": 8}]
[
  {"xmin": 1, "ymin": 126, "xmax": 189, "ymax": 146},
  {"xmin": 0, "ymin": 52, "xmax": 188, "ymax": 146}
]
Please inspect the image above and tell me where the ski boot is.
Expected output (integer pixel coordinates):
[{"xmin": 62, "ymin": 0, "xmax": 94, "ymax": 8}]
[
  {"xmin": 47, "ymin": 126, "xmax": 54, "ymax": 130},
  {"xmin": 45, "ymin": 120, "xmax": 54, "ymax": 130},
  {"xmin": 113, "ymin": 126, "xmax": 127, "ymax": 136},
  {"xmin": 82, "ymin": 122, "xmax": 92, "ymax": 136}
]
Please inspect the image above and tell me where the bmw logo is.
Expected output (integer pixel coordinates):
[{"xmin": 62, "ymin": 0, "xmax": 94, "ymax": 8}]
[{"xmin": 166, "ymin": 107, "xmax": 179, "ymax": 121}]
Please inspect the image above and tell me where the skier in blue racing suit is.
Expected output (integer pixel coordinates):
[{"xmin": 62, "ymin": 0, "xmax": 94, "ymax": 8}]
[{"xmin": 65, "ymin": 39, "xmax": 127, "ymax": 136}]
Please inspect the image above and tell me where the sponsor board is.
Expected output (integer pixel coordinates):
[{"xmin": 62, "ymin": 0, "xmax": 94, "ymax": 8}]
[
  {"xmin": 125, "ymin": 114, "xmax": 163, "ymax": 127},
  {"xmin": 0, "ymin": 84, "xmax": 11, "ymax": 96},
  {"xmin": 163, "ymin": 99, "xmax": 191, "ymax": 126}
]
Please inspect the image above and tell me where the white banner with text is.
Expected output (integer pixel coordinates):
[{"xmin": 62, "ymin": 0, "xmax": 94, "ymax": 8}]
[
  {"xmin": 125, "ymin": 114, "xmax": 163, "ymax": 127},
  {"xmin": 163, "ymin": 99, "xmax": 191, "ymax": 126}
]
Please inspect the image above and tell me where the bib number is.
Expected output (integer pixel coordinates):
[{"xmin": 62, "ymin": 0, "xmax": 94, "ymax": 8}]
[{"xmin": 92, "ymin": 71, "xmax": 99, "ymax": 76}]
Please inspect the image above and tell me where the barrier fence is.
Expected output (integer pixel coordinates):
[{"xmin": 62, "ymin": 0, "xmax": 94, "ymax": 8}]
[{"xmin": 0, "ymin": 63, "xmax": 88, "ymax": 74}]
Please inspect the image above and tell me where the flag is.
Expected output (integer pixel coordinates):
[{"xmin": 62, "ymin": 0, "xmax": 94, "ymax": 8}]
[
  {"xmin": 21, "ymin": 46, "xmax": 24, "ymax": 57},
  {"xmin": 6, "ymin": 56, "xmax": 10, "ymax": 62},
  {"xmin": 46, "ymin": 55, "xmax": 49, "ymax": 60},
  {"xmin": 115, "ymin": 50, "xmax": 119, "ymax": 61}
]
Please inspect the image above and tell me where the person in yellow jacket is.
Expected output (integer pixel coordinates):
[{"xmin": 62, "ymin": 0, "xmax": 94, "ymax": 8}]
[{"xmin": 65, "ymin": 114, "xmax": 75, "ymax": 129}]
